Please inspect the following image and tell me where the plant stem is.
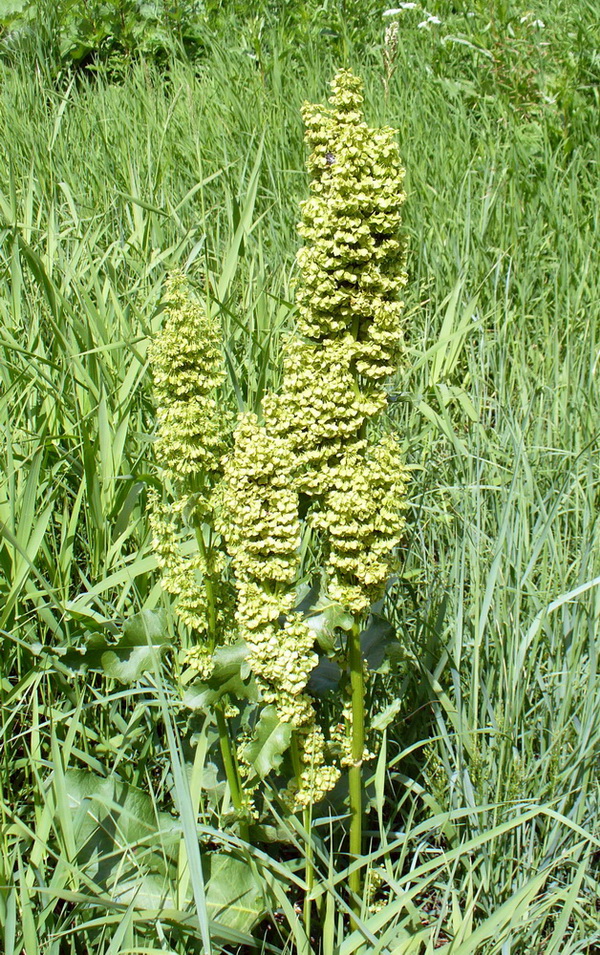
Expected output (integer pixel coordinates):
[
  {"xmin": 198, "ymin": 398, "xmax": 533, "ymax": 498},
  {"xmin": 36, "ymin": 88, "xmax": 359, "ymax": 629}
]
[
  {"xmin": 303, "ymin": 804, "xmax": 314, "ymax": 939},
  {"xmin": 291, "ymin": 733, "xmax": 315, "ymax": 936},
  {"xmin": 194, "ymin": 531, "xmax": 251, "ymax": 838},
  {"xmin": 347, "ymin": 619, "xmax": 365, "ymax": 914},
  {"xmin": 215, "ymin": 705, "xmax": 250, "ymax": 842},
  {"xmin": 195, "ymin": 527, "xmax": 217, "ymax": 650}
]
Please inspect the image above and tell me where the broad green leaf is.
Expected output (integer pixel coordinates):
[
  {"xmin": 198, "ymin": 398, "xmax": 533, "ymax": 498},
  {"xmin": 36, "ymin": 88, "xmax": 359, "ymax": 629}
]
[
  {"xmin": 371, "ymin": 698, "xmax": 403, "ymax": 732},
  {"xmin": 296, "ymin": 582, "xmax": 353, "ymax": 651},
  {"xmin": 307, "ymin": 656, "xmax": 342, "ymax": 696},
  {"xmin": 204, "ymin": 853, "xmax": 265, "ymax": 933},
  {"xmin": 360, "ymin": 613, "xmax": 397, "ymax": 672},
  {"xmin": 61, "ymin": 768, "xmax": 179, "ymax": 909},
  {"xmin": 111, "ymin": 874, "xmax": 175, "ymax": 911},
  {"xmin": 0, "ymin": 1, "xmax": 30, "ymax": 18},
  {"xmin": 61, "ymin": 770, "xmax": 264, "ymax": 930},
  {"xmin": 63, "ymin": 769, "xmax": 179, "ymax": 860},
  {"xmin": 242, "ymin": 705, "xmax": 292, "ymax": 779},
  {"xmin": 184, "ymin": 641, "xmax": 258, "ymax": 709},
  {"xmin": 308, "ymin": 609, "xmax": 398, "ymax": 695},
  {"xmin": 102, "ymin": 610, "xmax": 169, "ymax": 682},
  {"xmin": 61, "ymin": 610, "xmax": 168, "ymax": 683}
]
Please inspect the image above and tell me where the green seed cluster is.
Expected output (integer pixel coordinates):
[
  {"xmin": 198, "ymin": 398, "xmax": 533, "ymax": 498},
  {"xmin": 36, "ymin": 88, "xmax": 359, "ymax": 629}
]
[
  {"xmin": 285, "ymin": 724, "xmax": 341, "ymax": 809},
  {"xmin": 297, "ymin": 69, "xmax": 408, "ymax": 379},
  {"xmin": 217, "ymin": 414, "xmax": 315, "ymax": 708},
  {"xmin": 273, "ymin": 69, "xmax": 410, "ymax": 616},
  {"xmin": 149, "ymin": 493, "xmax": 235, "ymax": 658},
  {"xmin": 263, "ymin": 337, "xmax": 384, "ymax": 495},
  {"xmin": 218, "ymin": 413, "xmax": 341, "ymax": 806},
  {"xmin": 149, "ymin": 273, "xmax": 234, "ymax": 654},
  {"xmin": 218, "ymin": 413, "xmax": 300, "ymax": 592},
  {"xmin": 310, "ymin": 436, "xmax": 409, "ymax": 614},
  {"xmin": 150, "ymin": 271, "xmax": 232, "ymax": 484}
]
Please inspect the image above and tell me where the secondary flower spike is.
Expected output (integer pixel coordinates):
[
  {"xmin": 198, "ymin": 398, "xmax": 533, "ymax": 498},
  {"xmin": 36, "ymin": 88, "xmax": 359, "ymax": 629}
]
[
  {"xmin": 218, "ymin": 413, "xmax": 341, "ymax": 806},
  {"xmin": 150, "ymin": 271, "xmax": 231, "ymax": 484},
  {"xmin": 149, "ymin": 272, "xmax": 234, "ymax": 665}
]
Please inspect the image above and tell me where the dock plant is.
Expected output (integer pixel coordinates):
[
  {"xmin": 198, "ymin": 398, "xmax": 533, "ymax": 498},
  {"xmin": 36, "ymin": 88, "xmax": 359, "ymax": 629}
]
[{"xmin": 150, "ymin": 68, "xmax": 409, "ymax": 912}]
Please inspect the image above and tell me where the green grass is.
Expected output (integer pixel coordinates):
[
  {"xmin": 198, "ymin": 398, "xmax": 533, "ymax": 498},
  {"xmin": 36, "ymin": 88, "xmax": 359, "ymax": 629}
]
[{"xmin": 1, "ymin": 1, "xmax": 600, "ymax": 951}]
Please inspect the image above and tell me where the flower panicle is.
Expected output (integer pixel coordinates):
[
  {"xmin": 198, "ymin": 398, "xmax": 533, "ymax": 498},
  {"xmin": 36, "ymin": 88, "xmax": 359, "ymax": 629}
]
[
  {"xmin": 268, "ymin": 69, "xmax": 411, "ymax": 619},
  {"xmin": 149, "ymin": 71, "xmax": 412, "ymax": 812},
  {"xmin": 149, "ymin": 272, "xmax": 235, "ymax": 659},
  {"xmin": 218, "ymin": 412, "xmax": 342, "ymax": 807},
  {"xmin": 149, "ymin": 270, "xmax": 233, "ymax": 487},
  {"xmin": 297, "ymin": 69, "xmax": 408, "ymax": 380}
]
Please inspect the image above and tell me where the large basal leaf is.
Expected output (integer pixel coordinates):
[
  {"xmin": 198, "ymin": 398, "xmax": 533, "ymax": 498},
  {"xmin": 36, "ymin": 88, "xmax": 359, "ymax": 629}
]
[
  {"xmin": 61, "ymin": 610, "xmax": 169, "ymax": 683},
  {"xmin": 61, "ymin": 770, "xmax": 265, "ymax": 930},
  {"xmin": 114, "ymin": 856, "xmax": 265, "ymax": 934},
  {"xmin": 183, "ymin": 641, "xmax": 258, "ymax": 709},
  {"xmin": 109, "ymin": 873, "xmax": 177, "ymax": 912},
  {"xmin": 242, "ymin": 705, "xmax": 292, "ymax": 779},
  {"xmin": 0, "ymin": 1, "xmax": 30, "ymax": 17},
  {"xmin": 204, "ymin": 853, "xmax": 265, "ymax": 934},
  {"xmin": 62, "ymin": 768, "xmax": 179, "ymax": 905}
]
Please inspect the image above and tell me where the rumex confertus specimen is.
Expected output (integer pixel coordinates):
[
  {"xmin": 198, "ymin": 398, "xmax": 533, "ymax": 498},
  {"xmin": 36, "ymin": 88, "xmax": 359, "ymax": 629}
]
[{"xmin": 150, "ymin": 70, "xmax": 410, "ymax": 833}]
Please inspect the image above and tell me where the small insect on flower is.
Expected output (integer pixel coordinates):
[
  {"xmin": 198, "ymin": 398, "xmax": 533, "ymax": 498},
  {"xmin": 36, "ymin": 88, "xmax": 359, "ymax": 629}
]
[{"xmin": 325, "ymin": 152, "xmax": 336, "ymax": 165}]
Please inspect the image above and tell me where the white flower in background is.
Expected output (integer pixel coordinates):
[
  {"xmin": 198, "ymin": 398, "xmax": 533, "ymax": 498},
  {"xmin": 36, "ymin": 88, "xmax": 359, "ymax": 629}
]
[
  {"xmin": 418, "ymin": 13, "xmax": 442, "ymax": 27},
  {"xmin": 520, "ymin": 12, "xmax": 545, "ymax": 27},
  {"xmin": 383, "ymin": 3, "xmax": 418, "ymax": 14}
]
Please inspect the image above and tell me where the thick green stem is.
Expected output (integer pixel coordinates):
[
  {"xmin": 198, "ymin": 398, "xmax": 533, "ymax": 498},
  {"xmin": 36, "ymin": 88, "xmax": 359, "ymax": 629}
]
[
  {"xmin": 195, "ymin": 528, "xmax": 217, "ymax": 650},
  {"xmin": 215, "ymin": 706, "xmax": 250, "ymax": 842},
  {"xmin": 290, "ymin": 730, "xmax": 302, "ymax": 781},
  {"xmin": 347, "ymin": 619, "xmax": 365, "ymax": 913}
]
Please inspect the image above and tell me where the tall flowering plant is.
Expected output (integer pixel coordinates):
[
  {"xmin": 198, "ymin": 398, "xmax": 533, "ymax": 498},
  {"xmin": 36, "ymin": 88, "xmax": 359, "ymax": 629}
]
[{"xmin": 150, "ymin": 69, "xmax": 409, "ymax": 907}]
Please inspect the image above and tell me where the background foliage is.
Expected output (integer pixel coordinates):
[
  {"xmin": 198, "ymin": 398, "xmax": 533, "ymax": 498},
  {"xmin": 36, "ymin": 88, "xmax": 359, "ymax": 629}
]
[{"xmin": 1, "ymin": 0, "xmax": 599, "ymax": 951}]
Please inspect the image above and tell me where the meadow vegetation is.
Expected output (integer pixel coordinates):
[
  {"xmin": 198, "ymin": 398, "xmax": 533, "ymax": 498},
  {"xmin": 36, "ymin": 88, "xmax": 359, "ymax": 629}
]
[{"xmin": 1, "ymin": 1, "xmax": 599, "ymax": 952}]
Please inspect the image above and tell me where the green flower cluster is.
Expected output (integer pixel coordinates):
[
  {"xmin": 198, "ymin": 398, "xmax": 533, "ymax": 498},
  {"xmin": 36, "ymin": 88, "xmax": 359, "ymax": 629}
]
[
  {"xmin": 297, "ymin": 69, "xmax": 408, "ymax": 380},
  {"xmin": 218, "ymin": 413, "xmax": 341, "ymax": 806},
  {"xmin": 148, "ymin": 494, "xmax": 235, "ymax": 661},
  {"xmin": 149, "ymin": 273, "xmax": 234, "ymax": 655},
  {"xmin": 150, "ymin": 271, "xmax": 232, "ymax": 486},
  {"xmin": 272, "ymin": 69, "xmax": 410, "ymax": 616},
  {"xmin": 286, "ymin": 724, "xmax": 341, "ymax": 809},
  {"xmin": 310, "ymin": 437, "xmax": 409, "ymax": 614},
  {"xmin": 218, "ymin": 413, "xmax": 300, "ymax": 595},
  {"xmin": 263, "ymin": 337, "xmax": 384, "ymax": 495},
  {"xmin": 217, "ymin": 417, "xmax": 315, "ymax": 716}
]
